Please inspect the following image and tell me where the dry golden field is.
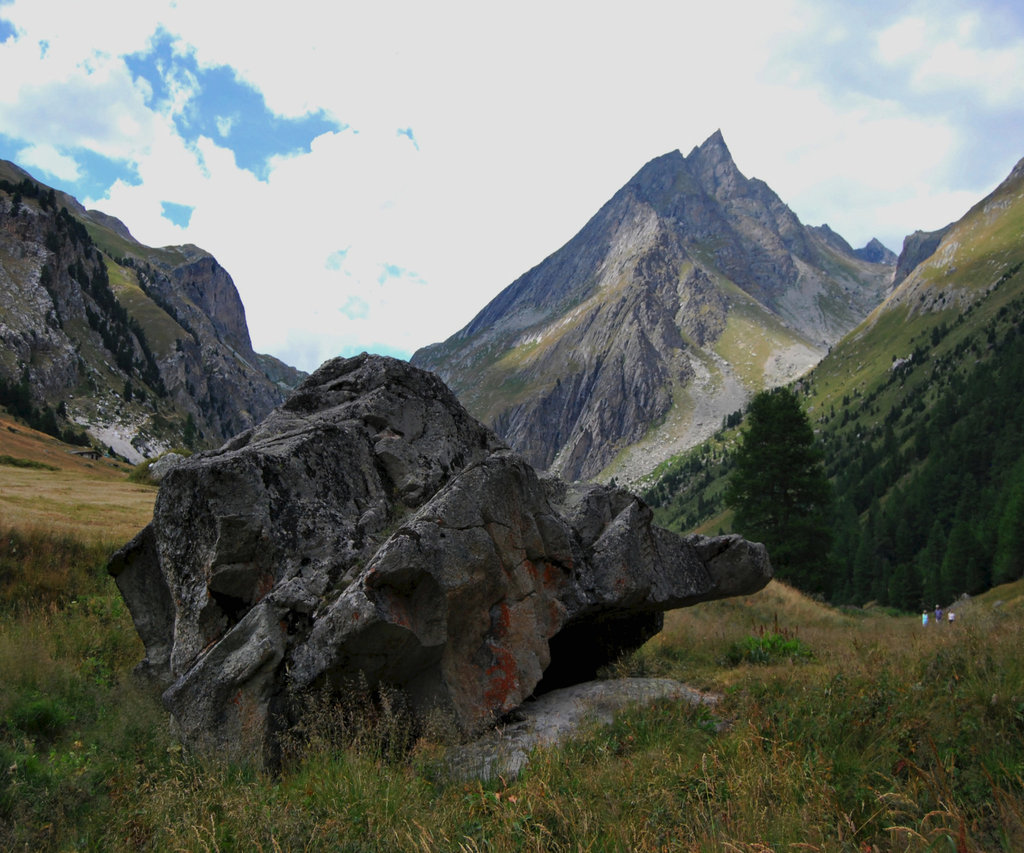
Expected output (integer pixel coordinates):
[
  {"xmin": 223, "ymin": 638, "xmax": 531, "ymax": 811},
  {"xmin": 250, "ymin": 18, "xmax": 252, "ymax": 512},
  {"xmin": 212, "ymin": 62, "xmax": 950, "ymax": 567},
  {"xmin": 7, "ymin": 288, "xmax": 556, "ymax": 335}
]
[{"xmin": 0, "ymin": 414, "xmax": 154, "ymax": 544}]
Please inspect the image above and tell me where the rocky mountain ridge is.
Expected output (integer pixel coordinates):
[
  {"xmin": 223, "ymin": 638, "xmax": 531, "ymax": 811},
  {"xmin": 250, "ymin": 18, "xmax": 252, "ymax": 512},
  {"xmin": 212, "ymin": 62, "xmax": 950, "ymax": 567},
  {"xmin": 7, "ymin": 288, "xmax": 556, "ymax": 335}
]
[
  {"xmin": 0, "ymin": 160, "xmax": 304, "ymax": 461},
  {"xmin": 876, "ymin": 153, "xmax": 1024, "ymax": 319},
  {"xmin": 413, "ymin": 132, "xmax": 895, "ymax": 483}
]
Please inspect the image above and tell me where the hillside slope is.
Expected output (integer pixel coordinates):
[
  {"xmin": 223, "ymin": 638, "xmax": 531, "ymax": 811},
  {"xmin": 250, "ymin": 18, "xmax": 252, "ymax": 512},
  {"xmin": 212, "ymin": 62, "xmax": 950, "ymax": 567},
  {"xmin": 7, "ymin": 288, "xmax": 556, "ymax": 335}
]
[
  {"xmin": 0, "ymin": 161, "xmax": 304, "ymax": 461},
  {"xmin": 644, "ymin": 153, "xmax": 1024, "ymax": 608},
  {"xmin": 413, "ymin": 132, "xmax": 893, "ymax": 483}
]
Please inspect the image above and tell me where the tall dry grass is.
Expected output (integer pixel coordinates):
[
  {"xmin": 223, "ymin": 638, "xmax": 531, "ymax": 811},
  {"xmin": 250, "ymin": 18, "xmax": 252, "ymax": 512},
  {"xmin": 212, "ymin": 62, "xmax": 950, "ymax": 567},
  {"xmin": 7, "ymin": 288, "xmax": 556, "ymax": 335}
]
[{"xmin": 2, "ymin": 506, "xmax": 1023, "ymax": 853}]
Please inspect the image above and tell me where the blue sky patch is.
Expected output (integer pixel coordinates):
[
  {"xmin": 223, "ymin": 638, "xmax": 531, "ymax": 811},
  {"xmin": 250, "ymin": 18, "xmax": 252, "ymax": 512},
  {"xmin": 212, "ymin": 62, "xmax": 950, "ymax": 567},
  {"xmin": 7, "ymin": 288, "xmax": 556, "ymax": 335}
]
[
  {"xmin": 0, "ymin": 16, "xmax": 16, "ymax": 43},
  {"xmin": 72, "ymin": 148, "xmax": 142, "ymax": 196},
  {"xmin": 127, "ymin": 32, "xmax": 340, "ymax": 180},
  {"xmin": 397, "ymin": 127, "xmax": 420, "ymax": 150},
  {"xmin": 0, "ymin": 133, "xmax": 141, "ymax": 201},
  {"xmin": 325, "ymin": 248, "xmax": 349, "ymax": 270},
  {"xmin": 340, "ymin": 295, "xmax": 369, "ymax": 319},
  {"xmin": 378, "ymin": 263, "xmax": 406, "ymax": 284},
  {"xmin": 160, "ymin": 201, "xmax": 194, "ymax": 228}
]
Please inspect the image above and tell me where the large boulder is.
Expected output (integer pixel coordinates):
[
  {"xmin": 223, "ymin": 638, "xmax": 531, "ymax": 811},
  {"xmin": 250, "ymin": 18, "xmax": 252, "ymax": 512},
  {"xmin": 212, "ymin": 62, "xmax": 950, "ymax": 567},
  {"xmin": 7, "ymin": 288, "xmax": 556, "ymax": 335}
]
[{"xmin": 109, "ymin": 354, "xmax": 771, "ymax": 764}]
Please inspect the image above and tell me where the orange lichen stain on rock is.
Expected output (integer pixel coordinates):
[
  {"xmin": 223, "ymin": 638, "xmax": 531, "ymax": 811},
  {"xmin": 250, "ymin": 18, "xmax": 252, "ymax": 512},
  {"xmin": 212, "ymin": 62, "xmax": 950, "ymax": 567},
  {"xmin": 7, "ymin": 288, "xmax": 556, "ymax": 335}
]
[
  {"xmin": 483, "ymin": 603, "xmax": 520, "ymax": 708},
  {"xmin": 524, "ymin": 559, "xmax": 563, "ymax": 591},
  {"xmin": 492, "ymin": 601, "xmax": 512, "ymax": 634},
  {"xmin": 483, "ymin": 643, "xmax": 519, "ymax": 708}
]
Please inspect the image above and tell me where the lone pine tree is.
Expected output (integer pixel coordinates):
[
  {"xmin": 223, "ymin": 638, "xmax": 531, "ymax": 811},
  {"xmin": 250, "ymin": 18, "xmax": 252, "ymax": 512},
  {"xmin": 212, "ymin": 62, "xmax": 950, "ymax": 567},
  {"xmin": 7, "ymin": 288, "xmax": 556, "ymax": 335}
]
[{"xmin": 727, "ymin": 387, "xmax": 834, "ymax": 595}]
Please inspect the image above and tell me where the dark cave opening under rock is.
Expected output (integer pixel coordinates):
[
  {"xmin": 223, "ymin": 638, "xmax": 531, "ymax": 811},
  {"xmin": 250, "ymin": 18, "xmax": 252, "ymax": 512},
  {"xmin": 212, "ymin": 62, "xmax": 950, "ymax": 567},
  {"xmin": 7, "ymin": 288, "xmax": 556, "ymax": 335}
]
[{"xmin": 534, "ymin": 610, "xmax": 664, "ymax": 695}]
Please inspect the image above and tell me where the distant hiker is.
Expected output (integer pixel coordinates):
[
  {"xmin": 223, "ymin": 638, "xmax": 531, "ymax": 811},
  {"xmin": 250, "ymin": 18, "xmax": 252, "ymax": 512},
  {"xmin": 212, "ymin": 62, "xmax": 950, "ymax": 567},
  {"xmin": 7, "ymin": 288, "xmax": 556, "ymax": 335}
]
[
  {"xmin": 922, "ymin": 611, "xmax": 929, "ymax": 627},
  {"xmin": 948, "ymin": 610, "xmax": 955, "ymax": 625},
  {"xmin": 935, "ymin": 605, "xmax": 943, "ymax": 624}
]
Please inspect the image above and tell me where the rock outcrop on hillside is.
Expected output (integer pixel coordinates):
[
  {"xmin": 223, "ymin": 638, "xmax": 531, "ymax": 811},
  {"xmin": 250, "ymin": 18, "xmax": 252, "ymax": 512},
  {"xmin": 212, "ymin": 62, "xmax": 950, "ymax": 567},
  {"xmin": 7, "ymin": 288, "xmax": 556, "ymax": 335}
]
[
  {"xmin": 893, "ymin": 225, "xmax": 954, "ymax": 286},
  {"xmin": 413, "ymin": 132, "xmax": 893, "ymax": 483},
  {"xmin": 0, "ymin": 161, "xmax": 303, "ymax": 460},
  {"xmin": 109, "ymin": 354, "xmax": 772, "ymax": 765}
]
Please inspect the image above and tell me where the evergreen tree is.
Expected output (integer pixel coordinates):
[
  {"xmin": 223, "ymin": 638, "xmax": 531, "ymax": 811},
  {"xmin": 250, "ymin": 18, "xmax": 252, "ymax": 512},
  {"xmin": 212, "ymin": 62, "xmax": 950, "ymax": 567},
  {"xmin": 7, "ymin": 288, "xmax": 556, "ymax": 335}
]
[
  {"xmin": 940, "ymin": 519, "xmax": 983, "ymax": 601},
  {"xmin": 726, "ymin": 387, "xmax": 834, "ymax": 594},
  {"xmin": 183, "ymin": 413, "xmax": 198, "ymax": 448},
  {"xmin": 850, "ymin": 533, "xmax": 874, "ymax": 606},
  {"xmin": 918, "ymin": 521, "xmax": 947, "ymax": 608},
  {"xmin": 993, "ymin": 458, "xmax": 1024, "ymax": 585},
  {"xmin": 828, "ymin": 498, "xmax": 860, "ymax": 602}
]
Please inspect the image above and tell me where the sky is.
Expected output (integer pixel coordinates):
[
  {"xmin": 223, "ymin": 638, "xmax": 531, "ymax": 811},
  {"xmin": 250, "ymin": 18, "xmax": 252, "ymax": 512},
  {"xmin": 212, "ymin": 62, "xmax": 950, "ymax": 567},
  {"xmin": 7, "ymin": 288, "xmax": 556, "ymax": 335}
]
[{"xmin": 1, "ymin": 1, "xmax": 1023, "ymax": 372}]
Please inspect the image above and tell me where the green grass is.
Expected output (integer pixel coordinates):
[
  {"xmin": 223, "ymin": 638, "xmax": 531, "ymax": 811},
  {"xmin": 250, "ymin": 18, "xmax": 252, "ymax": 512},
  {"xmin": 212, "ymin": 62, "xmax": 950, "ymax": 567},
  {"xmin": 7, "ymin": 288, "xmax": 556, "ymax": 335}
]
[
  {"xmin": 104, "ymin": 257, "xmax": 189, "ymax": 356},
  {"xmin": 0, "ymin": 454, "xmax": 58, "ymax": 471},
  {"xmin": 712, "ymin": 279, "xmax": 815, "ymax": 389},
  {"xmin": 2, "ymin": 513, "xmax": 1023, "ymax": 849}
]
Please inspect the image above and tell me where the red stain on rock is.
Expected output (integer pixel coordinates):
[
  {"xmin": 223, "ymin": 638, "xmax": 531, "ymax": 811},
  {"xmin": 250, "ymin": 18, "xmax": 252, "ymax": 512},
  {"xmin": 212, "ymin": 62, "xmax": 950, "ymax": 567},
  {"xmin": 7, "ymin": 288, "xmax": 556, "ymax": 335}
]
[
  {"xmin": 483, "ymin": 643, "xmax": 519, "ymax": 707},
  {"xmin": 524, "ymin": 559, "xmax": 562, "ymax": 592},
  {"xmin": 482, "ymin": 603, "xmax": 519, "ymax": 708},
  {"xmin": 493, "ymin": 601, "xmax": 511, "ymax": 633},
  {"xmin": 542, "ymin": 562, "xmax": 561, "ymax": 588}
]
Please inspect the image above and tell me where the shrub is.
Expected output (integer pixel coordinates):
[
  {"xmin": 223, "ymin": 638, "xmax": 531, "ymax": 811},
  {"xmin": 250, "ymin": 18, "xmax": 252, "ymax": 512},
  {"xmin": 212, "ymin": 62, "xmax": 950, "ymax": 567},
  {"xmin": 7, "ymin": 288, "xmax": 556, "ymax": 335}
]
[{"xmin": 724, "ymin": 629, "xmax": 813, "ymax": 665}]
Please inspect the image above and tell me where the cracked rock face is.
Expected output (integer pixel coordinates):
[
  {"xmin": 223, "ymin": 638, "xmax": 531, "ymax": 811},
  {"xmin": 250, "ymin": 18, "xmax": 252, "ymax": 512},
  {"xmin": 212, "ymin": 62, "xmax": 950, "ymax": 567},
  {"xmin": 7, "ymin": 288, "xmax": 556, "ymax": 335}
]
[{"xmin": 109, "ymin": 354, "xmax": 771, "ymax": 764}]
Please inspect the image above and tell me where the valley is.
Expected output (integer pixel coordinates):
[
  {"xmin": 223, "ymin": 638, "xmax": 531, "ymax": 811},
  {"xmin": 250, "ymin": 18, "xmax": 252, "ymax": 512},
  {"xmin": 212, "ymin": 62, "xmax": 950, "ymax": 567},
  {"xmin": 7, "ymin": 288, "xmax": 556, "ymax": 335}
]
[
  {"xmin": 2, "ymin": 446, "xmax": 1022, "ymax": 848},
  {"xmin": 1, "ymin": 138, "xmax": 1023, "ymax": 851},
  {"xmin": 0, "ymin": 412, "xmax": 154, "ymax": 543}
]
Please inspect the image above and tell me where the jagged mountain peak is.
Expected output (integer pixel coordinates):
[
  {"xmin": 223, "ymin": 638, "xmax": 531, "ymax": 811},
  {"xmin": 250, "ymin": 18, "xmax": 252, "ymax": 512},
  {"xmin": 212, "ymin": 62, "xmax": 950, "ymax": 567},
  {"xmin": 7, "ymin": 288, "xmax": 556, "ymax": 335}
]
[
  {"xmin": 854, "ymin": 237, "xmax": 897, "ymax": 266},
  {"xmin": 626, "ymin": 131, "xmax": 746, "ymax": 211},
  {"xmin": 688, "ymin": 128, "xmax": 731, "ymax": 166},
  {"xmin": 812, "ymin": 224, "xmax": 855, "ymax": 254},
  {"xmin": 687, "ymin": 129, "xmax": 744, "ymax": 193},
  {"xmin": 413, "ymin": 136, "xmax": 893, "ymax": 483}
]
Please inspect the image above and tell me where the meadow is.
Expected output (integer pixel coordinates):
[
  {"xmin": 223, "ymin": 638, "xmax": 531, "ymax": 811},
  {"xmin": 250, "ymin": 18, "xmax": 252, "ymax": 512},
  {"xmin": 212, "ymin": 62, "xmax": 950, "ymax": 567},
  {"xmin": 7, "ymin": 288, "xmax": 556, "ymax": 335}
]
[{"xmin": 2, "ymin": 418, "xmax": 1023, "ymax": 851}]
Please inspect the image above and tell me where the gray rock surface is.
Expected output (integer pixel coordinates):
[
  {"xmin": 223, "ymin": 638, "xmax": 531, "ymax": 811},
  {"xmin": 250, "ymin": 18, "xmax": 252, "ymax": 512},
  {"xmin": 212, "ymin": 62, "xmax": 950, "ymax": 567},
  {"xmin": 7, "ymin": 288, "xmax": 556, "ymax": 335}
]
[
  {"xmin": 147, "ymin": 451, "xmax": 186, "ymax": 483},
  {"xmin": 893, "ymin": 225, "xmax": 953, "ymax": 287},
  {"xmin": 446, "ymin": 677, "xmax": 720, "ymax": 781},
  {"xmin": 109, "ymin": 354, "xmax": 771, "ymax": 765}
]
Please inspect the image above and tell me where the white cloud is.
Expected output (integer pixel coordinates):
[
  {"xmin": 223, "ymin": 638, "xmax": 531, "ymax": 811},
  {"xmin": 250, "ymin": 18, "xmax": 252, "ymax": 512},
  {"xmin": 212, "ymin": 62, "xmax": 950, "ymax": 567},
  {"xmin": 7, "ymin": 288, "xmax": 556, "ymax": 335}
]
[
  {"xmin": 0, "ymin": 0, "xmax": 1022, "ymax": 371},
  {"xmin": 16, "ymin": 142, "xmax": 80, "ymax": 181},
  {"xmin": 876, "ymin": 11, "xmax": 1024, "ymax": 107},
  {"xmin": 214, "ymin": 114, "xmax": 234, "ymax": 138},
  {"xmin": 0, "ymin": 37, "xmax": 156, "ymax": 162}
]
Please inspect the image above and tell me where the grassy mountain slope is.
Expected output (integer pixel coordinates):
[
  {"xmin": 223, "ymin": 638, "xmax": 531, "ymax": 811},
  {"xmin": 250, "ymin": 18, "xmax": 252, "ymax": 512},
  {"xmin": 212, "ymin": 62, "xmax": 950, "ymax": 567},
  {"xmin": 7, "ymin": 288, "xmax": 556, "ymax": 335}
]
[
  {"xmin": 0, "ymin": 412, "xmax": 154, "ymax": 545},
  {"xmin": 644, "ymin": 155, "xmax": 1024, "ymax": 609}
]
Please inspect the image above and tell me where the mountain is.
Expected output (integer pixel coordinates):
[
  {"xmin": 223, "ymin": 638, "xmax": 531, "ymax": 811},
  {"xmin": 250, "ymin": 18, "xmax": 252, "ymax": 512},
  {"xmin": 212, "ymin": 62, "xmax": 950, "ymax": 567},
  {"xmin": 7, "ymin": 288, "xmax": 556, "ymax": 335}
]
[
  {"xmin": 0, "ymin": 160, "xmax": 305, "ymax": 462},
  {"xmin": 891, "ymin": 224, "xmax": 953, "ymax": 286},
  {"xmin": 644, "ymin": 152, "xmax": 1024, "ymax": 608},
  {"xmin": 412, "ymin": 132, "xmax": 894, "ymax": 482},
  {"xmin": 854, "ymin": 237, "xmax": 898, "ymax": 265}
]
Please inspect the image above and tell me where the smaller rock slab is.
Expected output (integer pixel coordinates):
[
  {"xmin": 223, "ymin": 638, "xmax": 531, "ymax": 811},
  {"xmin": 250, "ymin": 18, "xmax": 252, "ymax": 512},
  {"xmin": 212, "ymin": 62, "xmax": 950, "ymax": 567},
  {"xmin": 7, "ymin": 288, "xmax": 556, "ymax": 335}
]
[{"xmin": 446, "ymin": 677, "xmax": 719, "ymax": 781}]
